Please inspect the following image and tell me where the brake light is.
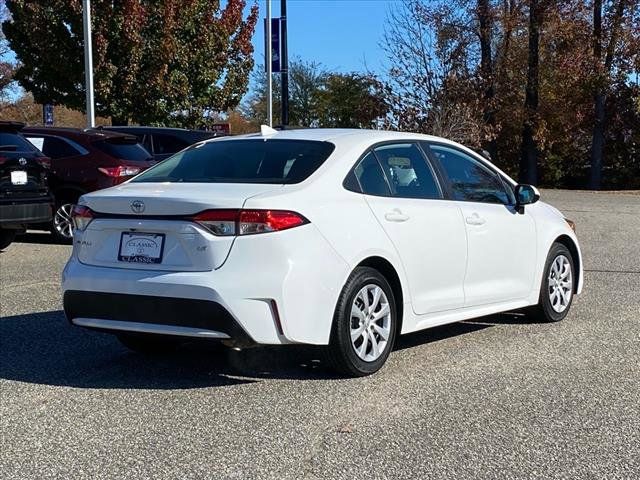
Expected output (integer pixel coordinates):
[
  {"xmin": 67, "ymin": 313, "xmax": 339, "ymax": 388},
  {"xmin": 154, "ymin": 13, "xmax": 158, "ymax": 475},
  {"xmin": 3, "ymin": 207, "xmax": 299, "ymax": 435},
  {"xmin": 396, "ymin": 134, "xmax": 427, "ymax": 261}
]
[
  {"xmin": 192, "ymin": 209, "xmax": 308, "ymax": 236},
  {"xmin": 37, "ymin": 157, "xmax": 51, "ymax": 169},
  {"xmin": 71, "ymin": 205, "xmax": 94, "ymax": 231},
  {"xmin": 98, "ymin": 166, "xmax": 141, "ymax": 177}
]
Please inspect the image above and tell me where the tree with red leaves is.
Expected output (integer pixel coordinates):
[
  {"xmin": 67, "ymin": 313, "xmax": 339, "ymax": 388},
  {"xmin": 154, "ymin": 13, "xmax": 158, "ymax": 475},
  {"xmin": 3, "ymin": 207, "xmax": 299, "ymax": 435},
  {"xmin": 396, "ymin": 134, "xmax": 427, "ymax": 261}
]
[{"xmin": 2, "ymin": 0, "xmax": 258, "ymax": 127}]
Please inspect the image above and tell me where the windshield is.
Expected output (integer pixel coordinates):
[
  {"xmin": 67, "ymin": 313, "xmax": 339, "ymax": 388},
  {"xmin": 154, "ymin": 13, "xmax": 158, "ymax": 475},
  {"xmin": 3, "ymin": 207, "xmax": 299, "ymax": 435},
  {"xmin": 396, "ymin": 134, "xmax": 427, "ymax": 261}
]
[{"xmin": 132, "ymin": 139, "xmax": 335, "ymax": 184}]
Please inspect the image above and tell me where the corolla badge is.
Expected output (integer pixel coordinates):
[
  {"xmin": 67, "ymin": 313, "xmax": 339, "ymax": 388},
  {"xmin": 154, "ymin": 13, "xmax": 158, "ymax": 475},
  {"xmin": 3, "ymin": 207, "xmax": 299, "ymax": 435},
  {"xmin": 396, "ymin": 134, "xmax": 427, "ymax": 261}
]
[
  {"xmin": 131, "ymin": 200, "xmax": 145, "ymax": 213},
  {"xmin": 18, "ymin": 157, "xmax": 27, "ymax": 166}
]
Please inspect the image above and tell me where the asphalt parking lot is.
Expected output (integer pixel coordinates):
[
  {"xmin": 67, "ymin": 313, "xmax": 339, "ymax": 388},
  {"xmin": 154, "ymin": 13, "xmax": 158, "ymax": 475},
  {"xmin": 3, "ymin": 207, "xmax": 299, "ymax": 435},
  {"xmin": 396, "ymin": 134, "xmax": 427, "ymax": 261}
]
[{"xmin": 1, "ymin": 189, "xmax": 639, "ymax": 480}]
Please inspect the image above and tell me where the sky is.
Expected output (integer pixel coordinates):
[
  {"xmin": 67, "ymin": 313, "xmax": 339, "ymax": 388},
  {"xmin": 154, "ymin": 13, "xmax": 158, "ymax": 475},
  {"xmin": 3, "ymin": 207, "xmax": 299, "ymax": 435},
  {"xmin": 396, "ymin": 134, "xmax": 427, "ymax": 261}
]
[
  {"xmin": 1, "ymin": 0, "xmax": 399, "ymax": 101},
  {"xmin": 245, "ymin": 0, "xmax": 397, "ymax": 74}
]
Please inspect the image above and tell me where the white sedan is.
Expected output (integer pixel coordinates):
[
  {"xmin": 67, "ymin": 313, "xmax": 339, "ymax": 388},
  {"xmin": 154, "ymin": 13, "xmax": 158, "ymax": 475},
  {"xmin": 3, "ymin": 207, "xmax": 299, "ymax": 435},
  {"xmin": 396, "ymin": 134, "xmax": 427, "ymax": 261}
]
[{"xmin": 63, "ymin": 128, "xmax": 583, "ymax": 376}]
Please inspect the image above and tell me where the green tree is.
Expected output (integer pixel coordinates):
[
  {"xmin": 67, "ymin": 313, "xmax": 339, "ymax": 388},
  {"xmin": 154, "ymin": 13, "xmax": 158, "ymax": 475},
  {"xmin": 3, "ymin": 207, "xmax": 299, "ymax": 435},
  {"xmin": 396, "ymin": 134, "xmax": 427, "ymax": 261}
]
[
  {"xmin": 316, "ymin": 73, "xmax": 389, "ymax": 128},
  {"xmin": 2, "ymin": 0, "xmax": 258, "ymax": 127},
  {"xmin": 244, "ymin": 58, "xmax": 327, "ymax": 127},
  {"xmin": 245, "ymin": 59, "xmax": 389, "ymax": 128}
]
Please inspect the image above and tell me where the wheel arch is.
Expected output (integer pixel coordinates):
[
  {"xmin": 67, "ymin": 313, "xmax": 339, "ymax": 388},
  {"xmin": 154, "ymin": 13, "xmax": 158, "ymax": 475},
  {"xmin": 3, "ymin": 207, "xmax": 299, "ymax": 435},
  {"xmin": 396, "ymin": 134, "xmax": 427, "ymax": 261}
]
[
  {"xmin": 355, "ymin": 256, "xmax": 405, "ymax": 336},
  {"xmin": 554, "ymin": 234, "xmax": 581, "ymax": 294}
]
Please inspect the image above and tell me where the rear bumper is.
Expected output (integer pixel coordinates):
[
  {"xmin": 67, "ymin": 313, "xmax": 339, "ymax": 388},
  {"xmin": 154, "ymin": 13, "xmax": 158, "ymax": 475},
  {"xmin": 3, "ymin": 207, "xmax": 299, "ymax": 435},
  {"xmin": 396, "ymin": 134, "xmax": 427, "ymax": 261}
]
[
  {"xmin": 0, "ymin": 196, "xmax": 53, "ymax": 226},
  {"xmin": 62, "ymin": 224, "xmax": 350, "ymax": 345},
  {"xmin": 63, "ymin": 290, "xmax": 255, "ymax": 346}
]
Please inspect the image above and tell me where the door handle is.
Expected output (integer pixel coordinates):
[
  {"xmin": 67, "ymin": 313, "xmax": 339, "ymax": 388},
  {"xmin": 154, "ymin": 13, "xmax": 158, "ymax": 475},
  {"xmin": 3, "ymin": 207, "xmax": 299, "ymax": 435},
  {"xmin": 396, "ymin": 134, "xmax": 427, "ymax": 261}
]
[
  {"xmin": 465, "ymin": 212, "xmax": 486, "ymax": 226},
  {"xmin": 384, "ymin": 209, "xmax": 410, "ymax": 222}
]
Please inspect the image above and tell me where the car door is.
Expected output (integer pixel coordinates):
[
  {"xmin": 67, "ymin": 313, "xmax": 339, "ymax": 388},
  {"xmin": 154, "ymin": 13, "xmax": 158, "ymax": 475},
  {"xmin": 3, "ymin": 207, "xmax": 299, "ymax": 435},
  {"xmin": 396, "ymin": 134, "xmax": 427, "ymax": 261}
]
[
  {"xmin": 426, "ymin": 143, "xmax": 537, "ymax": 306},
  {"xmin": 355, "ymin": 143, "xmax": 467, "ymax": 315}
]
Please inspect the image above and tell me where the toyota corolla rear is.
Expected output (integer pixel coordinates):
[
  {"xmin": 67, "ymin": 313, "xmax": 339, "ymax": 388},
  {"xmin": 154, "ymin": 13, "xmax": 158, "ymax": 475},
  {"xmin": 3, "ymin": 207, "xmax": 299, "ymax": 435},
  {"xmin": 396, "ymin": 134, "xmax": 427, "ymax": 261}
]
[{"xmin": 62, "ymin": 137, "xmax": 350, "ymax": 346}]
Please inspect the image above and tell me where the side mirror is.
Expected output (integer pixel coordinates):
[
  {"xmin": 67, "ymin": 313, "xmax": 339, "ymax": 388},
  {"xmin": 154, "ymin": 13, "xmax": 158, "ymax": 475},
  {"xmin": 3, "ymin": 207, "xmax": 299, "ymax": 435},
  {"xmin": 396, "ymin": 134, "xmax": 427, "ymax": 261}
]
[{"xmin": 515, "ymin": 184, "xmax": 540, "ymax": 213}]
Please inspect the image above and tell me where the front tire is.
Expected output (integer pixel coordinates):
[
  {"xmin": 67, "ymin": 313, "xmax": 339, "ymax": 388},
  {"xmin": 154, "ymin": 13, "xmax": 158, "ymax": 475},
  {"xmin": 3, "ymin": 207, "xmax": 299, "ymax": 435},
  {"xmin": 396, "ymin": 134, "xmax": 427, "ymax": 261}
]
[
  {"xmin": 117, "ymin": 333, "xmax": 181, "ymax": 355},
  {"xmin": 326, "ymin": 267, "xmax": 397, "ymax": 377},
  {"xmin": 0, "ymin": 229, "xmax": 17, "ymax": 250},
  {"xmin": 530, "ymin": 242, "xmax": 575, "ymax": 322}
]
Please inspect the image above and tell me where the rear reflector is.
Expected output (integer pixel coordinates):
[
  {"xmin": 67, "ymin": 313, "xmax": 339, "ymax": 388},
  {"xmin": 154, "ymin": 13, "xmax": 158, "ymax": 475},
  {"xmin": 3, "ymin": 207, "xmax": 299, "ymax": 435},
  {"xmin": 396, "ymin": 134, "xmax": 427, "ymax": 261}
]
[
  {"xmin": 192, "ymin": 209, "xmax": 308, "ymax": 236},
  {"xmin": 71, "ymin": 205, "xmax": 94, "ymax": 231}
]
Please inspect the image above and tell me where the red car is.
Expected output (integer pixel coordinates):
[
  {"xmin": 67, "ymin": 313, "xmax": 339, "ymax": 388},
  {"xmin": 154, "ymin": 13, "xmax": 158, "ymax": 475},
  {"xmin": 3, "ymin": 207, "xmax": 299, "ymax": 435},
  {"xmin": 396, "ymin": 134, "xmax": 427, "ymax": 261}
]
[{"xmin": 23, "ymin": 127, "xmax": 153, "ymax": 242}]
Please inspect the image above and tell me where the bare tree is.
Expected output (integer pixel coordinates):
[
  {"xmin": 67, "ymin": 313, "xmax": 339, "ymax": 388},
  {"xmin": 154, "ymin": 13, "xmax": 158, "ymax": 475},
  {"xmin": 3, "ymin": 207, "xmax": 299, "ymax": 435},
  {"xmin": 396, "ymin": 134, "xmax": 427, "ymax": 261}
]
[
  {"xmin": 519, "ymin": 0, "xmax": 544, "ymax": 184},
  {"xmin": 589, "ymin": 0, "xmax": 629, "ymax": 189}
]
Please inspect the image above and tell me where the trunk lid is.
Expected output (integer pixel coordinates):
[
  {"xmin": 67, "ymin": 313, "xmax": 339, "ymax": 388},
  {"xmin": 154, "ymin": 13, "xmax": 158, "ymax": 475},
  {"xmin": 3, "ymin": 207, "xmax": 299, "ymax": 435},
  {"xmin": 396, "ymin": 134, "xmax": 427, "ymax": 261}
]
[{"xmin": 76, "ymin": 182, "xmax": 282, "ymax": 271}]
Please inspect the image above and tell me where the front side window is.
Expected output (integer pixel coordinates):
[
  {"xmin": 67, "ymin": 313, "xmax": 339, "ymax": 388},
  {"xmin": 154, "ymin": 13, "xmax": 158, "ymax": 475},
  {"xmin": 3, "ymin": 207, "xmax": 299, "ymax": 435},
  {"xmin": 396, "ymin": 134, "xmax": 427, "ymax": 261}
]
[
  {"xmin": 428, "ymin": 144, "xmax": 510, "ymax": 204},
  {"xmin": 373, "ymin": 143, "xmax": 441, "ymax": 199},
  {"xmin": 133, "ymin": 139, "xmax": 335, "ymax": 184}
]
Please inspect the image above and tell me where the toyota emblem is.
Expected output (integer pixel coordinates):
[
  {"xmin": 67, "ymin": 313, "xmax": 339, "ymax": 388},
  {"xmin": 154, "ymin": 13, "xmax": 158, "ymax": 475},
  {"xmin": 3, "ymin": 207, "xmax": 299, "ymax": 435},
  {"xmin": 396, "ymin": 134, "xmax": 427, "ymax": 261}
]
[
  {"xmin": 131, "ymin": 200, "xmax": 145, "ymax": 213},
  {"xmin": 18, "ymin": 157, "xmax": 27, "ymax": 166}
]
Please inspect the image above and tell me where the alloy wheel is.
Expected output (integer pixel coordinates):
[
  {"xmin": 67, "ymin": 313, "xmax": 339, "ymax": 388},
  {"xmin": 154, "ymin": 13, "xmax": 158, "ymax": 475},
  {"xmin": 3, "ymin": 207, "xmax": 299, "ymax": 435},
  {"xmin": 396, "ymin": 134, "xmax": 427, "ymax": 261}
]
[
  {"xmin": 54, "ymin": 203, "xmax": 74, "ymax": 239},
  {"xmin": 350, "ymin": 283, "xmax": 392, "ymax": 362},
  {"xmin": 548, "ymin": 254, "xmax": 573, "ymax": 313}
]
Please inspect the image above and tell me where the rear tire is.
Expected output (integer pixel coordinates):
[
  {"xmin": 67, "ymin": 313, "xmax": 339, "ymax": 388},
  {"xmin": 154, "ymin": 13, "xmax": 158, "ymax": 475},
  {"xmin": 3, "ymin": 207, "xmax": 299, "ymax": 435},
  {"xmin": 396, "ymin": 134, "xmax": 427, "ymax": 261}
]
[
  {"xmin": 529, "ymin": 242, "xmax": 575, "ymax": 322},
  {"xmin": 0, "ymin": 229, "xmax": 17, "ymax": 250},
  {"xmin": 117, "ymin": 333, "xmax": 181, "ymax": 355},
  {"xmin": 326, "ymin": 267, "xmax": 397, "ymax": 377}
]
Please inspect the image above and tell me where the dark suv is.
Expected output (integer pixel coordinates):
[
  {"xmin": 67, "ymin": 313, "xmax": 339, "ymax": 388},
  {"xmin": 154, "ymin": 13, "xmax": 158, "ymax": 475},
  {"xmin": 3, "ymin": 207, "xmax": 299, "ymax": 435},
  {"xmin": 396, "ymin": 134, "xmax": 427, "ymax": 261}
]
[
  {"xmin": 23, "ymin": 127, "xmax": 153, "ymax": 242},
  {"xmin": 0, "ymin": 121, "xmax": 53, "ymax": 249},
  {"xmin": 103, "ymin": 126, "xmax": 219, "ymax": 161}
]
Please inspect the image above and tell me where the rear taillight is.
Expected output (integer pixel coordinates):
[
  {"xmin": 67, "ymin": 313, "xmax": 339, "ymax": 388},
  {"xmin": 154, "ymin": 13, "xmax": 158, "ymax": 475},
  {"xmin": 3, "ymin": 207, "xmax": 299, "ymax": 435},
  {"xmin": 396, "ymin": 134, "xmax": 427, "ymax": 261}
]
[
  {"xmin": 192, "ymin": 209, "xmax": 308, "ymax": 236},
  {"xmin": 71, "ymin": 205, "xmax": 94, "ymax": 231},
  {"xmin": 37, "ymin": 157, "xmax": 51, "ymax": 169},
  {"xmin": 98, "ymin": 166, "xmax": 141, "ymax": 178}
]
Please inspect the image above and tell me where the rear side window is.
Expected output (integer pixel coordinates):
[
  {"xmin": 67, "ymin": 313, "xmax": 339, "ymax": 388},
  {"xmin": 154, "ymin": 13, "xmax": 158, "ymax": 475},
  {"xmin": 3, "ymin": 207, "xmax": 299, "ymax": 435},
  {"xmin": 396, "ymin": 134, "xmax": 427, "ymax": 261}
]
[
  {"xmin": 0, "ymin": 132, "xmax": 40, "ymax": 153},
  {"xmin": 94, "ymin": 139, "xmax": 152, "ymax": 162},
  {"xmin": 373, "ymin": 143, "xmax": 441, "ymax": 199},
  {"xmin": 354, "ymin": 152, "xmax": 391, "ymax": 196},
  {"xmin": 132, "ymin": 139, "xmax": 335, "ymax": 184},
  {"xmin": 153, "ymin": 134, "xmax": 189, "ymax": 155},
  {"xmin": 35, "ymin": 136, "xmax": 85, "ymax": 159}
]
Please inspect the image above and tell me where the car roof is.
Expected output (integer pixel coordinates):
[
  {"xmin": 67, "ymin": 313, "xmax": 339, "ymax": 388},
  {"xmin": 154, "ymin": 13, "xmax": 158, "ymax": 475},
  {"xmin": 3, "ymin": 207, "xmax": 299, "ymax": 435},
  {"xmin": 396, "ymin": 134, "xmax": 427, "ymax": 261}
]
[
  {"xmin": 207, "ymin": 128, "xmax": 451, "ymax": 145},
  {"xmin": 22, "ymin": 126, "xmax": 137, "ymax": 141},
  {"xmin": 0, "ymin": 121, "xmax": 26, "ymax": 132}
]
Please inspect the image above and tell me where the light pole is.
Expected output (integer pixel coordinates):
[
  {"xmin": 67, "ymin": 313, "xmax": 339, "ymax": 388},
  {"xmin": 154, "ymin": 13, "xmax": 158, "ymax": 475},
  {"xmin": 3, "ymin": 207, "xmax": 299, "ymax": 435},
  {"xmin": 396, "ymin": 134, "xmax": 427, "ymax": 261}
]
[
  {"xmin": 82, "ymin": 0, "xmax": 95, "ymax": 128},
  {"xmin": 280, "ymin": 0, "xmax": 288, "ymax": 127},
  {"xmin": 266, "ymin": 0, "xmax": 273, "ymax": 127}
]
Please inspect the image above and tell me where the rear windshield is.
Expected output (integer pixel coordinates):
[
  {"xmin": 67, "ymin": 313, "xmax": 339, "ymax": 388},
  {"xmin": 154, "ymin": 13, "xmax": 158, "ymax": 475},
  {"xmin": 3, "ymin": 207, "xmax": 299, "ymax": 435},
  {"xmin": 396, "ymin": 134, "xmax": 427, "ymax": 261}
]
[
  {"xmin": 0, "ymin": 132, "xmax": 41, "ymax": 153},
  {"xmin": 94, "ymin": 139, "xmax": 152, "ymax": 162},
  {"xmin": 132, "ymin": 139, "xmax": 335, "ymax": 184}
]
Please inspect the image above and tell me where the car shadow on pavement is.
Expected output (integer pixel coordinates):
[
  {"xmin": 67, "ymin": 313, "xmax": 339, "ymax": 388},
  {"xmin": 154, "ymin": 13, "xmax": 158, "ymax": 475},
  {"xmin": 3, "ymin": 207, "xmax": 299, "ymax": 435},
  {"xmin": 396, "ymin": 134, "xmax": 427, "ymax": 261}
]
[
  {"xmin": 15, "ymin": 231, "xmax": 65, "ymax": 245},
  {"xmin": 0, "ymin": 310, "xmax": 539, "ymax": 389},
  {"xmin": 0, "ymin": 310, "xmax": 341, "ymax": 389}
]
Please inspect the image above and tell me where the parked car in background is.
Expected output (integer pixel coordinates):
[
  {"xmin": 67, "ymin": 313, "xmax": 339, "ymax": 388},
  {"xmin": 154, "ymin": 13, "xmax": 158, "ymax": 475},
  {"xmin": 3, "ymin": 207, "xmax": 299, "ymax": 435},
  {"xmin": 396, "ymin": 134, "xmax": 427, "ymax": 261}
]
[
  {"xmin": 23, "ymin": 127, "xmax": 153, "ymax": 242},
  {"xmin": 103, "ymin": 126, "xmax": 220, "ymax": 161},
  {"xmin": 0, "ymin": 121, "xmax": 53, "ymax": 249}
]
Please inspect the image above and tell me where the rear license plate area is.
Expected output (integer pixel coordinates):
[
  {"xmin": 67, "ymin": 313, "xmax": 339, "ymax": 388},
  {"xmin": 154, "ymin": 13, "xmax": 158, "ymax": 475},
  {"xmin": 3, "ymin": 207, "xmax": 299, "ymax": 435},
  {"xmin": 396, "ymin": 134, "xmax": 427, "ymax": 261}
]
[{"xmin": 118, "ymin": 232, "xmax": 165, "ymax": 264}]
